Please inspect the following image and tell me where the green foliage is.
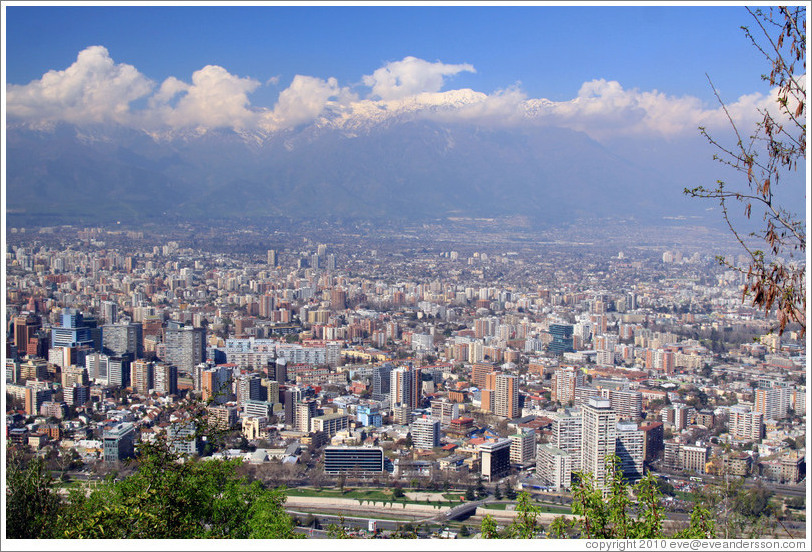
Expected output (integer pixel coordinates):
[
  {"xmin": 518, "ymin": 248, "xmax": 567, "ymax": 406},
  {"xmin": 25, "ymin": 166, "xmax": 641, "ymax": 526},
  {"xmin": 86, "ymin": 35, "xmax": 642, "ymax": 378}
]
[
  {"xmin": 504, "ymin": 480, "xmax": 517, "ymax": 500},
  {"xmin": 6, "ymin": 451, "xmax": 64, "ymax": 538},
  {"xmin": 326, "ymin": 516, "xmax": 352, "ymax": 539},
  {"xmin": 508, "ymin": 492, "xmax": 542, "ymax": 538},
  {"xmin": 550, "ymin": 455, "xmax": 715, "ymax": 539},
  {"xmin": 55, "ymin": 438, "xmax": 301, "ymax": 539},
  {"xmin": 480, "ymin": 514, "xmax": 499, "ymax": 538},
  {"xmin": 673, "ymin": 503, "xmax": 716, "ymax": 539}
]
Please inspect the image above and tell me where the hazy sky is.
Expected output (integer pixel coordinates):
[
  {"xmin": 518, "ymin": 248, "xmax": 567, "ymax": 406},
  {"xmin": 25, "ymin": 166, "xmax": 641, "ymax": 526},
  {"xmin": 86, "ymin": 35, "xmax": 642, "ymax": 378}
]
[{"xmin": 3, "ymin": 2, "xmax": 801, "ymax": 141}]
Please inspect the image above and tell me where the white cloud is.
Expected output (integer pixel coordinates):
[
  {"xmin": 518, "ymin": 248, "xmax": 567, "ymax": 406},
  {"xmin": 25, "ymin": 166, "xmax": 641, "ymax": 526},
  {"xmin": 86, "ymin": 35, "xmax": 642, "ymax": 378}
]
[
  {"xmin": 362, "ymin": 56, "xmax": 476, "ymax": 100},
  {"xmin": 6, "ymin": 48, "xmax": 783, "ymax": 142},
  {"xmin": 262, "ymin": 75, "xmax": 355, "ymax": 131},
  {"xmin": 6, "ymin": 45, "xmax": 154, "ymax": 126},
  {"xmin": 148, "ymin": 65, "xmax": 262, "ymax": 130}
]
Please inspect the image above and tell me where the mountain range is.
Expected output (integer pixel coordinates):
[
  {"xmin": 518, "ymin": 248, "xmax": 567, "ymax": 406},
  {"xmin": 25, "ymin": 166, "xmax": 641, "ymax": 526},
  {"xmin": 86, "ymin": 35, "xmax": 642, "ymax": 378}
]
[{"xmin": 6, "ymin": 113, "xmax": 720, "ymax": 227}]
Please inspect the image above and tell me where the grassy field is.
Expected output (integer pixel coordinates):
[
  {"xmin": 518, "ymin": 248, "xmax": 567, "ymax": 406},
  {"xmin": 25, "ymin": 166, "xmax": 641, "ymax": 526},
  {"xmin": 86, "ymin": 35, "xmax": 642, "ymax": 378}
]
[{"xmin": 286, "ymin": 487, "xmax": 461, "ymax": 507}]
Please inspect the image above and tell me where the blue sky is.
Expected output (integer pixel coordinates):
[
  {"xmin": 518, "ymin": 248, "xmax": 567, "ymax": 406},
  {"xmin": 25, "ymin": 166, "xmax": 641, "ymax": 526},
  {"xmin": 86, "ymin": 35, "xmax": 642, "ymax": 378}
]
[
  {"xmin": 4, "ymin": 2, "xmax": 802, "ymax": 144},
  {"xmin": 6, "ymin": 4, "xmax": 768, "ymax": 103}
]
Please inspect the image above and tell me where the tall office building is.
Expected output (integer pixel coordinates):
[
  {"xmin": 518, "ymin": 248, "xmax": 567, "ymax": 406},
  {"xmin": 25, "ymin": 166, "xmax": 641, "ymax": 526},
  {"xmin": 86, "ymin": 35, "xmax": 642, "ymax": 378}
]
[
  {"xmin": 581, "ymin": 398, "xmax": 617, "ymax": 494},
  {"xmin": 103, "ymin": 422, "xmax": 136, "ymax": 463},
  {"xmin": 372, "ymin": 364, "xmax": 392, "ymax": 401},
  {"xmin": 267, "ymin": 249, "xmax": 278, "ymax": 267},
  {"xmin": 102, "ymin": 322, "xmax": 143, "ymax": 359},
  {"xmin": 12, "ymin": 313, "xmax": 41, "ymax": 357},
  {"xmin": 164, "ymin": 323, "xmax": 206, "ymax": 374},
  {"xmin": 51, "ymin": 308, "xmax": 94, "ymax": 349},
  {"xmin": 480, "ymin": 439, "xmax": 511, "ymax": 482},
  {"xmin": 548, "ymin": 323, "xmax": 574, "ymax": 355},
  {"xmin": 615, "ymin": 421, "xmax": 645, "ymax": 482}
]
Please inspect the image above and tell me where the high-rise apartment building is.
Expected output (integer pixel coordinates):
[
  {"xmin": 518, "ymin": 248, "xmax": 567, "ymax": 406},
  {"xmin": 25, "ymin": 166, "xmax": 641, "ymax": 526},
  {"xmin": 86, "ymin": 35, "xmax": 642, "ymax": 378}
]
[
  {"xmin": 390, "ymin": 365, "xmax": 421, "ymax": 409},
  {"xmin": 581, "ymin": 398, "xmax": 617, "ymax": 494},
  {"xmin": 102, "ymin": 322, "xmax": 143, "ymax": 359},
  {"xmin": 536, "ymin": 443, "xmax": 572, "ymax": 490},
  {"xmin": 153, "ymin": 362, "xmax": 178, "ymax": 395},
  {"xmin": 493, "ymin": 373, "xmax": 519, "ymax": 418},
  {"xmin": 754, "ymin": 386, "xmax": 794, "ymax": 420},
  {"xmin": 411, "ymin": 417, "xmax": 441, "ymax": 450},
  {"xmin": 615, "ymin": 421, "xmax": 644, "ymax": 481},
  {"xmin": 471, "ymin": 362, "xmax": 496, "ymax": 388},
  {"xmin": 236, "ymin": 372, "xmax": 263, "ymax": 407},
  {"xmin": 430, "ymin": 398, "xmax": 459, "ymax": 426},
  {"xmin": 509, "ymin": 431, "xmax": 536, "ymax": 465},
  {"xmin": 602, "ymin": 388, "xmax": 643, "ymax": 421},
  {"xmin": 130, "ymin": 360, "xmax": 154, "ymax": 394},
  {"xmin": 551, "ymin": 366, "xmax": 584, "ymax": 404},
  {"xmin": 640, "ymin": 421, "xmax": 664, "ymax": 462},
  {"xmin": 108, "ymin": 356, "xmax": 131, "ymax": 388},
  {"xmin": 729, "ymin": 405, "xmax": 764, "ymax": 441},
  {"xmin": 200, "ymin": 365, "xmax": 232, "ymax": 405},
  {"xmin": 164, "ymin": 323, "xmax": 206, "ymax": 374},
  {"xmin": 551, "ymin": 408, "xmax": 583, "ymax": 472}
]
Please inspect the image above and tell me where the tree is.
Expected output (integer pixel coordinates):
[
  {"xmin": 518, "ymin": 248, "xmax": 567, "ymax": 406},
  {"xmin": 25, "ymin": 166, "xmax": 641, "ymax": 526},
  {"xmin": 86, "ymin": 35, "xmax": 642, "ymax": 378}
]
[
  {"xmin": 42, "ymin": 423, "xmax": 303, "ymax": 540},
  {"xmin": 480, "ymin": 514, "xmax": 499, "ymax": 538},
  {"xmin": 6, "ymin": 451, "xmax": 64, "ymax": 538},
  {"xmin": 508, "ymin": 492, "xmax": 541, "ymax": 538},
  {"xmin": 549, "ymin": 455, "xmax": 715, "ymax": 539},
  {"xmin": 687, "ymin": 6, "xmax": 806, "ymax": 336}
]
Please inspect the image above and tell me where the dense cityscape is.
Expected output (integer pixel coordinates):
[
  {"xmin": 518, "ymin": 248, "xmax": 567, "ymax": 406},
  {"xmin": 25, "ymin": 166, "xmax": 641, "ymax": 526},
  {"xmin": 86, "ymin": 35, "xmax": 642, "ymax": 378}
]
[
  {"xmin": 3, "ymin": 3, "xmax": 807, "ymax": 543},
  {"xmin": 4, "ymin": 218, "xmax": 807, "ymax": 539}
]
